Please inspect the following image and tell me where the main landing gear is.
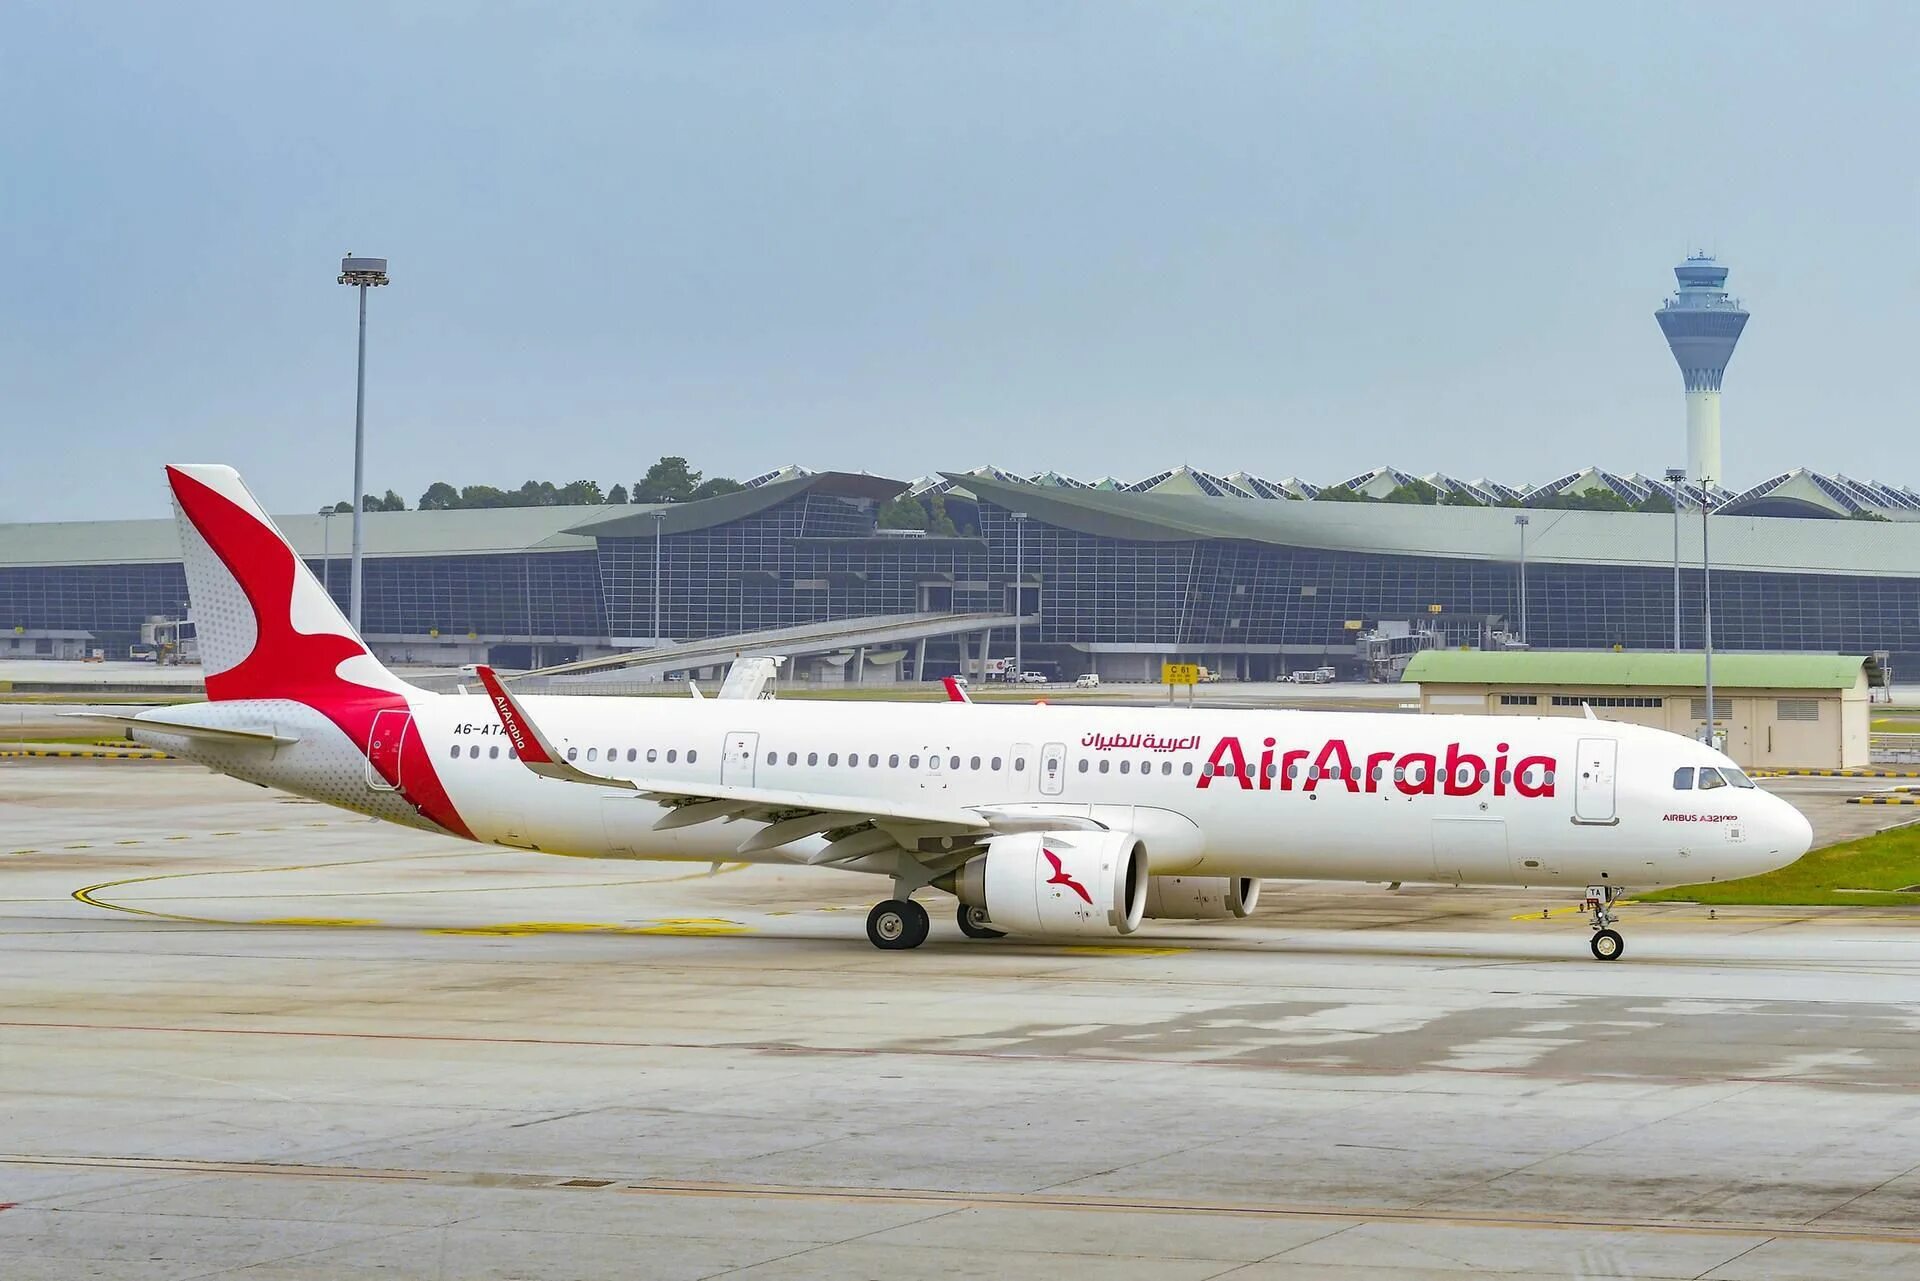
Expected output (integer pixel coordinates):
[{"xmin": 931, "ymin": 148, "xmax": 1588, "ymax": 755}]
[
  {"xmin": 1585, "ymin": 884, "xmax": 1626, "ymax": 961},
  {"xmin": 866, "ymin": 898, "xmax": 930, "ymax": 950}
]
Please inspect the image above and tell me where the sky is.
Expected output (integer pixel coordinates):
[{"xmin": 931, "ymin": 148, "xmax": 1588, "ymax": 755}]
[{"xmin": 2, "ymin": 1, "xmax": 1915, "ymax": 521}]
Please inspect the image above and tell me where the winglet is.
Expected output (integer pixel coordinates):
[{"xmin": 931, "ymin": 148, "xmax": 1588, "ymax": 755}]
[
  {"xmin": 473, "ymin": 665, "xmax": 633, "ymax": 789},
  {"xmin": 942, "ymin": 676, "xmax": 973, "ymax": 705}
]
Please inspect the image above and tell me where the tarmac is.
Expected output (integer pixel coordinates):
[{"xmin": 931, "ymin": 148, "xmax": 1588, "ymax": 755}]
[{"xmin": 4, "ymin": 759, "xmax": 1920, "ymax": 1279}]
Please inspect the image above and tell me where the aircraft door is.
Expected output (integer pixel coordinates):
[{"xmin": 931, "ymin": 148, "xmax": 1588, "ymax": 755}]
[
  {"xmin": 1573, "ymin": 737, "xmax": 1618, "ymax": 823},
  {"xmin": 1039, "ymin": 742, "xmax": 1067, "ymax": 796},
  {"xmin": 366, "ymin": 709, "xmax": 410, "ymax": 791},
  {"xmin": 722, "ymin": 731, "xmax": 758, "ymax": 786}
]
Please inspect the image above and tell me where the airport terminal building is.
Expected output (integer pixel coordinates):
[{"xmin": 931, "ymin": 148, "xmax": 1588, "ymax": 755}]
[{"xmin": 2, "ymin": 464, "xmax": 1917, "ymax": 681}]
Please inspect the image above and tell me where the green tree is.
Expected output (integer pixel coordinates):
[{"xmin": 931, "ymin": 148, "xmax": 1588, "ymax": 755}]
[
  {"xmin": 557, "ymin": 479, "xmax": 604, "ymax": 505},
  {"xmin": 1384, "ymin": 479, "xmax": 1440, "ymax": 505},
  {"xmin": 926, "ymin": 494, "xmax": 959, "ymax": 536},
  {"xmin": 419, "ymin": 481, "xmax": 460, "ymax": 510},
  {"xmin": 1313, "ymin": 485, "xmax": 1370, "ymax": 503},
  {"xmin": 458, "ymin": 484, "xmax": 510, "ymax": 508},
  {"xmin": 379, "ymin": 489, "xmax": 406, "ymax": 511},
  {"xmin": 1634, "ymin": 491, "xmax": 1675, "ymax": 514},
  {"xmin": 605, "ymin": 483, "xmax": 629, "ymax": 505},
  {"xmin": 876, "ymin": 495, "xmax": 928, "ymax": 530},
  {"xmin": 1850, "ymin": 508, "xmax": 1891, "ymax": 522},
  {"xmin": 514, "ymin": 480, "xmax": 559, "ymax": 507},
  {"xmin": 330, "ymin": 500, "xmax": 353, "ymax": 514},
  {"xmin": 1440, "ymin": 488, "xmax": 1483, "ymax": 507},
  {"xmin": 690, "ymin": 476, "xmax": 745, "ymax": 501},
  {"xmin": 635, "ymin": 456, "xmax": 701, "ymax": 503}
]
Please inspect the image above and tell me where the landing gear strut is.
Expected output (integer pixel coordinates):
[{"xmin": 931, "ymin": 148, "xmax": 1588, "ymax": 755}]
[
  {"xmin": 956, "ymin": 903, "xmax": 1006, "ymax": 940},
  {"xmin": 866, "ymin": 898, "xmax": 930, "ymax": 950},
  {"xmin": 1585, "ymin": 884, "xmax": 1626, "ymax": 961}
]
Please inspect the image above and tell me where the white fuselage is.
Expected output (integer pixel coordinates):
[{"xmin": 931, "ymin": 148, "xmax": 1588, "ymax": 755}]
[{"xmin": 140, "ymin": 691, "xmax": 1811, "ymax": 893}]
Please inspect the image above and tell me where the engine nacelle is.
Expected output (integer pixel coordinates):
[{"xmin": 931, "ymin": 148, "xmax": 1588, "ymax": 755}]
[
  {"xmin": 1142, "ymin": 875, "xmax": 1262, "ymax": 920},
  {"xmin": 942, "ymin": 831, "xmax": 1148, "ymax": 938}
]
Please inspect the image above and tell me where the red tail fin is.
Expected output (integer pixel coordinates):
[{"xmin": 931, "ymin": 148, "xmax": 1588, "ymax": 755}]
[{"xmin": 166, "ymin": 464, "xmax": 406, "ymax": 705}]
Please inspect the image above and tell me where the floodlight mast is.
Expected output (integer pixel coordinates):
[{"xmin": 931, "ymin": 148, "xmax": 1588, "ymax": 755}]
[{"xmin": 337, "ymin": 255, "xmax": 389, "ymax": 632}]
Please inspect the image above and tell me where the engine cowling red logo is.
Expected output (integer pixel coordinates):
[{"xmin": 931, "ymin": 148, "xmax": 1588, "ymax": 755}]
[{"xmin": 1043, "ymin": 848, "xmax": 1093, "ymax": 904}]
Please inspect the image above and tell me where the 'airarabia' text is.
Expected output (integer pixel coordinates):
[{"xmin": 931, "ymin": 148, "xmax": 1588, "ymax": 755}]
[{"xmin": 1195, "ymin": 735, "xmax": 1558, "ymax": 798}]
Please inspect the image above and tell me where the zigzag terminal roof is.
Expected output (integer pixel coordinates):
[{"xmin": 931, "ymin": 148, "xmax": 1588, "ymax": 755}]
[
  {"xmin": 950, "ymin": 474, "xmax": 1920, "ymax": 578},
  {"xmin": 1402, "ymin": 650, "xmax": 1869, "ymax": 690}
]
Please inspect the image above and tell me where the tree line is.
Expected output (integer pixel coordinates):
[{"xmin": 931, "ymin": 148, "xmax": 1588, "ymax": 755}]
[
  {"xmin": 323, "ymin": 456, "xmax": 747, "ymax": 513},
  {"xmin": 1313, "ymin": 477, "xmax": 1677, "ymax": 513}
]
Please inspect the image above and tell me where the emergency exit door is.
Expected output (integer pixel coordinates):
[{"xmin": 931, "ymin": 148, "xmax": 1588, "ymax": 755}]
[
  {"xmin": 1573, "ymin": 737, "xmax": 1617, "ymax": 823},
  {"xmin": 722, "ymin": 731, "xmax": 758, "ymax": 786}
]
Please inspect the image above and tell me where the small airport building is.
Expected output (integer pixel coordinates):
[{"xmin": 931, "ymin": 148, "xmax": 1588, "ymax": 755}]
[{"xmin": 1403, "ymin": 650, "xmax": 1878, "ymax": 770}]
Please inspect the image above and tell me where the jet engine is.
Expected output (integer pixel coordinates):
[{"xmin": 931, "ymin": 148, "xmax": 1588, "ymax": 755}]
[
  {"xmin": 1142, "ymin": 875, "xmax": 1261, "ymax": 920},
  {"xmin": 937, "ymin": 831, "xmax": 1147, "ymax": 937}
]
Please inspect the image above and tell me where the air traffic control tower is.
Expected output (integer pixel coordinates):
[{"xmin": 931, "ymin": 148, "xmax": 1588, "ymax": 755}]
[{"xmin": 1655, "ymin": 253, "xmax": 1749, "ymax": 486}]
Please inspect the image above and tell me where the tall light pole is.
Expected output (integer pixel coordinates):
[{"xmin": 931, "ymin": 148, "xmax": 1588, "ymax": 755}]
[
  {"xmin": 1701, "ymin": 489, "xmax": 1717, "ymax": 747},
  {"xmin": 1664, "ymin": 467, "xmax": 1685, "ymax": 652},
  {"xmin": 652, "ymin": 509, "xmax": 665, "ymax": 646},
  {"xmin": 337, "ymin": 255, "xmax": 389, "ymax": 632},
  {"xmin": 319, "ymin": 506, "xmax": 335, "ymax": 604},
  {"xmin": 1011, "ymin": 511, "xmax": 1028, "ymax": 679},
  {"xmin": 1513, "ymin": 514, "xmax": 1530, "ymax": 646}
]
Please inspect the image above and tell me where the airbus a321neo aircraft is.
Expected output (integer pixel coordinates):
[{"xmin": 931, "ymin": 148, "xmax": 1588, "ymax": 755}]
[{"xmin": 118, "ymin": 465, "xmax": 1812, "ymax": 961}]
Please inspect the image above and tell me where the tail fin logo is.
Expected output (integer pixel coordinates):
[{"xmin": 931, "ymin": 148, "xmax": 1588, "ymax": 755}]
[{"xmin": 167, "ymin": 466, "xmax": 388, "ymax": 706}]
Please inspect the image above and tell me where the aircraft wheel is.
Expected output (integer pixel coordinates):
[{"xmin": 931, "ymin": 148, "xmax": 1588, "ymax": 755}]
[
  {"xmin": 956, "ymin": 904, "xmax": 1006, "ymax": 940},
  {"xmin": 1589, "ymin": 928, "xmax": 1625, "ymax": 962},
  {"xmin": 868, "ymin": 899, "xmax": 929, "ymax": 950}
]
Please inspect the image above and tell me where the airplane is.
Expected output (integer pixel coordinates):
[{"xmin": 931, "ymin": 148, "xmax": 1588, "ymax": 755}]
[{"xmin": 106, "ymin": 464, "xmax": 1812, "ymax": 960}]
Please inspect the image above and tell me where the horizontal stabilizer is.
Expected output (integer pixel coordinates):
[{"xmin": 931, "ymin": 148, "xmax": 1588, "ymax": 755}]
[{"xmin": 61, "ymin": 711, "xmax": 299, "ymax": 746}]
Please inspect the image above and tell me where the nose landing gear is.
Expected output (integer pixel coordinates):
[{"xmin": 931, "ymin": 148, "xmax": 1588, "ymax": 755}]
[{"xmin": 1585, "ymin": 884, "xmax": 1626, "ymax": 961}]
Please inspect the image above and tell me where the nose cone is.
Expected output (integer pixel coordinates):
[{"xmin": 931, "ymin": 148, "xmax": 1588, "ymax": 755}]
[{"xmin": 1779, "ymin": 800, "xmax": 1814, "ymax": 861}]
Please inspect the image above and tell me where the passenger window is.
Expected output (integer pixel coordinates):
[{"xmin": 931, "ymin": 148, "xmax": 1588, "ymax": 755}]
[
  {"xmin": 448, "ymin": 744, "xmax": 459, "ymax": 759},
  {"xmin": 647, "ymin": 748, "xmax": 658, "ymax": 763},
  {"xmin": 767, "ymin": 751, "xmax": 777, "ymax": 765},
  {"xmin": 1099, "ymin": 760, "xmax": 1110, "ymax": 774},
  {"xmin": 1077, "ymin": 759, "xmax": 1089, "ymax": 773},
  {"xmin": 868, "ymin": 754, "xmax": 879, "ymax": 767},
  {"xmin": 890, "ymin": 754, "xmax": 900, "ymax": 768},
  {"xmin": 567, "ymin": 747, "xmax": 578, "ymax": 761},
  {"xmin": 686, "ymin": 750, "xmax": 696, "ymax": 763},
  {"xmin": 585, "ymin": 748, "xmax": 597, "ymax": 762},
  {"xmin": 667, "ymin": 749, "xmax": 678, "ymax": 764},
  {"xmin": 828, "ymin": 753, "xmax": 839, "ymax": 766},
  {"xmin": 1726, "ymin": 768, "xmax": 1756, "ymax": 788},
  {"xmin": 606, "ymin": 747, "xmax": 616, "ymax": 761},
  {"xmin": 991, "ymin": 756, "xmax": 1002, "ymax": 770},
  {"xmin": 1263, "ymin": 762, "xmax": 1277, "ymax": 780},
  {"xmin": 1673, "ymin": 767, "xmax": 1693, "ymax": 790},
  {"xmin": 949, "ymin": 755, "xmax": 960, "ymax": 770},
  {"xmin": 1182, "ymin": 762, "xmax": 1193, "ymax": 776},
  {"xmin": 1162, "ymin": 762, "xmax": 1172, "ymax": 775},
  {"xmin": 1698, "ymin": 768, "xmax": 1727, "ymax": 790},
  {"xmin": 489, "ymin": 745, "xmax": 499, "ymax": 760},
  {"xmin": 1119, "ymin": 761, "xmax": 1131, "ymax": 775},
  {"xmin": 627, "ymin": 749, "xmax": 637, "ymax": 762},
  {"xmin": 970, "ymin": 756, "xmax": 981, "ymax": 770},
  {"xmin": 469, "ymin": 744, "xmax": 481, "ymax": 759},
  {"xmin": 508, "ymin": 748, "xmax": 517, "ymax": 761},
  {"xmin": 1477, "ymin": 769, "xmax": 1490, "ymax": 784},
  {"xmin": 909, "ymin": 754, "xmax": 920, "ymax": 769},
  {"xmin": 1013, "ymin": 757, "xmax": 1026, "ymax": 771},
  {"xmin": 808, "ymin": 752, "xmax": 819, "ymax": 766},
  {"xmin": 848, "ymin": 753, "xmax": 859, "ymax": 768}
]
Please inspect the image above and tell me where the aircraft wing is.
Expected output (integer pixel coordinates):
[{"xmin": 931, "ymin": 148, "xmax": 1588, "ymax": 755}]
[{"xmin": 473, "ymin": 666, "xmax": 1094, "ymax": 863}]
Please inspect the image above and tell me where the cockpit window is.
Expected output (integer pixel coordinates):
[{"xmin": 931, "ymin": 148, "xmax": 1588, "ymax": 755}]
[
  {"xmin": 1724, "ymin": 767, "xmax": 1757, "ymax": 788},
  {"xmin": 1697, "ymin": 767, "xmax": 1728, "ymax": 790},
  {"xmin": 1672, "ymin": 767, "xmax": 1693, "ymax": 790}
]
